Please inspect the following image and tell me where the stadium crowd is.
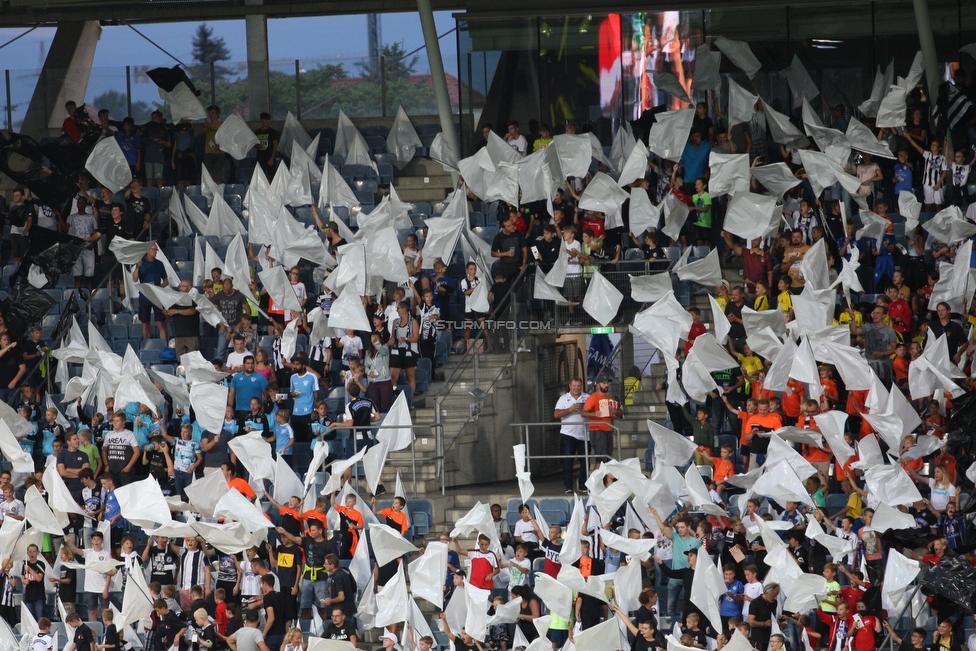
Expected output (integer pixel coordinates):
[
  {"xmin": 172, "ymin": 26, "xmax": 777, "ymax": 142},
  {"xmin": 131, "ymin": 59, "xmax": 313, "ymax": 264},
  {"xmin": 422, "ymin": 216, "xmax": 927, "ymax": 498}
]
[{"xmin": 2, "ymin": 54, "xmax": 976, "ymax": 651}]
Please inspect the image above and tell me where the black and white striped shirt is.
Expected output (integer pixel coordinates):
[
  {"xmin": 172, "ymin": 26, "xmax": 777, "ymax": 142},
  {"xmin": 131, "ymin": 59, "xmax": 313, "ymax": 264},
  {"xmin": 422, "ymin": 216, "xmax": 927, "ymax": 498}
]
[
  {"xmin": 178, "ymin": 549, "xmax": 207, "ymax": 591},
  {"xmin": 923, "ymin": 151, "xmax": 948, "ymax": 187}
]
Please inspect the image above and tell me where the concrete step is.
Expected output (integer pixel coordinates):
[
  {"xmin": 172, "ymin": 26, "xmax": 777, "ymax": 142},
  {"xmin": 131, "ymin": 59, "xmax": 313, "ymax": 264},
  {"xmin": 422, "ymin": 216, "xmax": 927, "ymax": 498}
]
[
  {"xmin": 395, "ymin": 187, "xmax": 451, "ymax": 203},
  {"xmin": 396, "ymin": 175, "xmax": 455, "ymax": 190}
]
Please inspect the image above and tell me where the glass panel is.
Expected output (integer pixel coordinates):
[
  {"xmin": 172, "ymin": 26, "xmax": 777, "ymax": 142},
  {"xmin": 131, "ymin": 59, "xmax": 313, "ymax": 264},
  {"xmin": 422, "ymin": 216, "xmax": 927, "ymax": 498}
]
[
  {"xmin": 8, "ymin": 68, "xmax": 41, "ymax": 133},
  {"xmin": 270, "ymin": 59, "xmax": 298, "ymax": 120},
  {"xmin": 619, "ymin": 11, "xmax": 705, "ymax": 122},
  {"xmin": 790, "ymin": 3, "xmax": 873, "ymax": 122}
]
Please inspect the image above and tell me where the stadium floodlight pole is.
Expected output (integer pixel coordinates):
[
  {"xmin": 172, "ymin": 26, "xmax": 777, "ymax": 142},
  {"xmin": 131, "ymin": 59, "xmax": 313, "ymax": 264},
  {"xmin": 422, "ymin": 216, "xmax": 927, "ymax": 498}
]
[
  {"xmin": 417, "ymin": 0, "xmax": 460, "ymax": 164},
  {"xmin": 913, "ymin": 0, "xmax": 950, "ymax": 156}
]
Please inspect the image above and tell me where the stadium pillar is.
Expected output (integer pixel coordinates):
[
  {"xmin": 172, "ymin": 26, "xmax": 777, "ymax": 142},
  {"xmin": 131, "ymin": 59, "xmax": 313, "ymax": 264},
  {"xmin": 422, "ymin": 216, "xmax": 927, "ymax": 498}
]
[
  {"xmin": 21, "ymin": 20, "xmax": 101, "ymax": 137},
  {"xmin": 417, "ymin": 0, "xmax": 460, "ymax": 162},
  {"xmin": 912, "ymin": 0, "xmax": 946, "ymax": 151},
  {"xmin": 245, "ymin": 0, "xmax": 271, "ymax": 118}
]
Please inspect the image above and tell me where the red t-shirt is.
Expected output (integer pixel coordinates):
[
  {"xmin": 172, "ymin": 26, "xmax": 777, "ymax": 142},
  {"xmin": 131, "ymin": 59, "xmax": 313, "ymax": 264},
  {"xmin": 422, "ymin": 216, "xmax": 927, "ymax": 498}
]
[
  {"xmin": 889, "ymin": 298, "xmax": 914, "ymax": 333},
  {"xmin": 852, "ymin": 614, "xmax": 878, "ymax": 651},
  {"xmin": 467, "ymin": 549, "xmax": 498, "ymax": 589},
  {"xmin": 782, "ymin": 380, "xmax": 805, "ymax": 417},
  {"xmin": 685, "ymin": 322, "xmax": 706, "ymax": 354},
  {"xmin": 62, "ymin": 116, "xmax": 81, "ymax": 143}
]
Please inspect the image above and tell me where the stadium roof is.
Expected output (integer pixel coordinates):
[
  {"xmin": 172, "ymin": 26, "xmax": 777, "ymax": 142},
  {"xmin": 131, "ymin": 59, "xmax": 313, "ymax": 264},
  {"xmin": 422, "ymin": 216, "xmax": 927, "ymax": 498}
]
[{"xmin": 4, "ymin": 0, "xmax": 902, "ymax": 27}]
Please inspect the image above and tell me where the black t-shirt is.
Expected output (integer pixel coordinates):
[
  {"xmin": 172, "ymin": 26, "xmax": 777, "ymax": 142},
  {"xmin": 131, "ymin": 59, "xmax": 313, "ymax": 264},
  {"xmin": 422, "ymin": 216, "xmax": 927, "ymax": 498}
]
[
  {"xmin": 749, "ymin": 596, "xmax": 773, "ymax": 648},
  {"xmin": 8, "ymin": 202, "xmax": 35, "ymax": 229},
  {"xmin": 324, "ymin": 622, "xmax": 355, "ymax": 642},
  {"xmin": 191, "ymin": 625, "xmax": 216, "ymax": 651},
  {"xmin": 929, "ymin": 318, "xmax": 967, "ymax": 358},
  {"xmin": 125, "ymin": 196, "xmax": 151, "ymax": 235},
  {"xmin": 302, "ymin": 536, "xmax": 331, "ymax": 577},
  {"xmin": 328, "ymin": 568, "xmax": 356, "ymax": 617},
  {"xmin": 642, "ymin": 245, "xmax": 668, "ymax": 260},
  {"xmin": 711, "ymin": 366, "xmax": 744, "ymax": 404},
  {"xmin": 23, "ymin": 560, "xmax": 46, "ymax": 601},
  {"xmin": 59, "ymin": 565, "xmax": 77, "ymax": 602},
  {"xmin": 274, "ymin": 544, "xmax": 300, "ymax": 588},
  {"xmin": 171, "ymin": 307, "xmax": 201, "ymax": 339},
  {"xmin": 491, "ymin": 230, "xmax": 526, "ymax": 277},
  {"xmin": 347, "ymin": 397, "xmax": 377, "ymax": 429},
  {"xmin": 157, "ymin": 611, "xmax": 184, "ymax": 648},
  {"xmin": 74, "ymin": 625, "xmax": 95, "ymax": 651},
  {"xmin": 101, "ymin": 219, "xmax": 135, "ymax": 249},
  {"xmin": 682, "ymin": 628, "xmax": 707, "ymax": 649},
  {"xmin": 0, "ymin": 347, "xmax": 24, "ymax": 387},
  {"xmin": 725, "ymin": 301, "xmax": 746, "ymax": 340},
  {"xmin": 254, "ymin": 128, "xmax": 279, "ymax": 163},
  {"xmin": 57, "ymin": 448, "xmax": 89, "ymax": 492},
  {"xmin": 104, "ymin": 624, "xmax": 120, "ymax": 651},
  {"xmin": 535, "ymin": 237, "xmax": 560, "ymax": 273},
  {"xmin": 148, "ymin": 546, "xmax": 178, "ymax": 585},
  {"xmin": 262, "ymin": 591, "xmax": 287, "ymax": 635}
]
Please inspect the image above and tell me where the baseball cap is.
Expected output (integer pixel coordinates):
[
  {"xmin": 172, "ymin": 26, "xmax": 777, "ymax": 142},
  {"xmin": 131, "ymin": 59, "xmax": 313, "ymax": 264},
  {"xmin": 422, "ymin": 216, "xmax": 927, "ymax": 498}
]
[
  {"xmin": 597, "ymin": 374, "xmax": 612, "ymax": 384},
  {"xmin": 720, "ymin": 279, "xmax": 731, "ymax": 293},
  {"xmin": 245, "ymin": 611, "xmax": 260, "ymax": 622},
  {"xmin": 684, "ymin": 548, "xmax": 698, "ymax": 556},
  {"xmin": 380, "ymin": 632, "xmax": 399, "ymax": 642},
  {"xmin": 325, "ymin": 221, "xmax": 340, "ymax": 232}
]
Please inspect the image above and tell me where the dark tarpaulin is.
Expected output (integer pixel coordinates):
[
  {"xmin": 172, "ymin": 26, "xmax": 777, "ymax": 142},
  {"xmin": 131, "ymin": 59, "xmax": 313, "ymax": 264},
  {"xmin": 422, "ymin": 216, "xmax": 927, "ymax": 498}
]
[
  {"xmin": 147, "ymin": 66, "xmax": 202, "ymax": 95},
  {"xmin": 11, "ymin": 226, "xmax": 86, "ymax": 290},
  {"xmin": 51, "ymin": 292, "xmax": 80, "ymax": 345},
  {"xmin": 0, "ymin": 281, "xmax": 58, "ymax": 342},
  {"xmin": 38, "ymin": 108, "xmax": 102, "ymax": 179},
  {"xmin": 879, "ymin": 527, "xmax": 937, "ymax": 550},
  {"xmin": 0, "ymin": 132, "xmax": 80, "ymax": 210},
  {"xmin": 920, "ymin": 555, "xmax": 976, "ymax": 613},
  {"xmin": 946, "ymin": 391, "xmax": 976, "ymax": 450}
]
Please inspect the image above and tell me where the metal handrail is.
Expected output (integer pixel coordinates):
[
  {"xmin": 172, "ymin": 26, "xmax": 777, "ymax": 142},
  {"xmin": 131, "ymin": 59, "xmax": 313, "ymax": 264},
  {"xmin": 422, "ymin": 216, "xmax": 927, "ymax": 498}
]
[
  {"xmin": 877, "ymin": 566, "xmax": 929, "ymax": 651},
  {"xmin": 314, "ymin": 422, "xmax": 441, "ymax": 498},
  {"xmin": 430, "ymin": 263, "xmax": 534, "ymax": 493},
  {"xmin": 509, "ymin": 422, "xmax": 623, "ymax": 474}
]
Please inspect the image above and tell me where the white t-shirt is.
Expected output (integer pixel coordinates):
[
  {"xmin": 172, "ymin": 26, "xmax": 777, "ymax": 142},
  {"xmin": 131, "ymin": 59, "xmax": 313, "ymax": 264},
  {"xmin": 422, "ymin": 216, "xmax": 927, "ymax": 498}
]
[
  {"xmin": 0, "ymin": 498, "xmax": 25, "ymax": 521},
  {"xmin": 742, "ymin": 581, "xmax": 763, "ymax": 618},
  {"xmin": 286, "ymin": 282, "xmax": 307, "ymax": 323},
  {"xmin": 226, "ymin": 350, "xmax": 248, "ymax": 371},
  {"xmin": 513, "ymin": 519, "xmax": 539, "ymax": 544},
  {"xmin": 507, "ymin": 557, "xmax": 530, "ymax": 589},
  {"xmin": 565, "ymin": 240, "xmax": 582, "ymax": 277},
  {"xmin": 461, "ymin": 277, "xmax": 481, "ymax": 313},
  {"xmin": 507, "ymin": 134, "xmax": 528, "ymax": 156},
  {"xmin": 555, "ymin": 391, "xmax": 590, "ymax": 440},
  {"xmin": 339, "ymin": 335, "xmax": 364, "ymax": 365},
  {"xmin": 928, "ymin": 479, "xmax": 957, "ymax": 512},
  {"xmin": 83, "ymin": 547, "xmax": 112, "ymax": 593}
]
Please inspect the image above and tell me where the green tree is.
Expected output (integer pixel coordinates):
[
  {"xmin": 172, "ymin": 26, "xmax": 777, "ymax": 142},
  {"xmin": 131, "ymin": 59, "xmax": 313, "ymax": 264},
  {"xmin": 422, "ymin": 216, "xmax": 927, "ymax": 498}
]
[
  {"xmin": 92, "ymin": 90, "xmax": 151, "ymax": 123},
  {"xmin": 191, "ymin": 24, "xmax": 232, "ymax": 81},
  {"xmin": 359, "ymin": 42, "xmax": 418, "ymax": 82}
]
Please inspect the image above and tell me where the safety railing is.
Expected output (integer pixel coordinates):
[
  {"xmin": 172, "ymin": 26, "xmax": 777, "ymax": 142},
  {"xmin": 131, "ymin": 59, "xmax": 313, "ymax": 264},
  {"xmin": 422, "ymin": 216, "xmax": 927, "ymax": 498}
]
[
  {"xmin": 431, "ymin": 263, "xmax": 533, "ymax": 492},
  {"xmin": 544, "ymin": 263, "xmax": 672, "ymax": 331},
  {"xmin": 877, "ymin": 566, "xmax": 929, "ymax": 651},
  {"xmin": 317, "ymin": 422, "xmax": 442, "ymax": 498},
  {"xmin": 509, "ymin": 422, "xmax": 622, "ymax": 474}
]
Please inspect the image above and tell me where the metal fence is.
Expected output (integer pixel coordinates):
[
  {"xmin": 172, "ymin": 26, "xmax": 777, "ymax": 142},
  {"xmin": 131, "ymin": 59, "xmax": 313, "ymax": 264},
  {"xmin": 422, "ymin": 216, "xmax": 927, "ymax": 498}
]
[{"xmin": 510, "ymin": 422, "xmax": 622, "ymax": 475}]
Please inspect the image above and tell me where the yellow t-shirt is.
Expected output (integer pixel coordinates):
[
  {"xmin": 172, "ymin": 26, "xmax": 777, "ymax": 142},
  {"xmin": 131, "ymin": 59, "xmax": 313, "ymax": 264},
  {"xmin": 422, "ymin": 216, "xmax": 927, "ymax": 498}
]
[
  {"xmin": 834, "ymin": 311, "xmax": 863, "ymax": 326},
  {"xmin": 738, "ymin": 354, "xmax": 764, "ymax": 378},
  {"xmin": 716, "ymin": 296, "xmax": 728, "ymax": 312},
  {"xmin": 846, "ymin": 493, "xmax": 863, "ymax": 519},
  {"xmin": 754, "ymin": 295, "xmax": 769, "ymax": 311},
  {"xmin": 777, "ymin": 291, "xmax": 792, "ymax": 313}
]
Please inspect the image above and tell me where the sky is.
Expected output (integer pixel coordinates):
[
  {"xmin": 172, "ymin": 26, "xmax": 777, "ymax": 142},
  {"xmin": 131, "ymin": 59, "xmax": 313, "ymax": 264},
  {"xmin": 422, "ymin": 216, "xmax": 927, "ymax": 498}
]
[{"xmin": 0, "ymin": 11, "xmax": 458, "ymax": 125}]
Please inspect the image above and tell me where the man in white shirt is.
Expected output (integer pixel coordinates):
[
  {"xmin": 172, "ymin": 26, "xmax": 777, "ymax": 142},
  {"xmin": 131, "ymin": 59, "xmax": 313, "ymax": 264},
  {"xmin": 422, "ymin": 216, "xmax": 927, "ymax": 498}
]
[
  {"xmin": 553, "ymin": 377, "xmax": 590, "ymax": 494},
  {"xmin": 506, "ymin": 120, "xmax": 527, "ymax": 156}
]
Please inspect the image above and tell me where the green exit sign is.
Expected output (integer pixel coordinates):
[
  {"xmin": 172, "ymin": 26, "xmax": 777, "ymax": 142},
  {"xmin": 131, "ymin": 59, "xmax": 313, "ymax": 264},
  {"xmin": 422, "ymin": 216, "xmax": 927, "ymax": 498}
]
[{"xmin": 590, "ymin": 327, "xmax": 614, "ymax": 334}]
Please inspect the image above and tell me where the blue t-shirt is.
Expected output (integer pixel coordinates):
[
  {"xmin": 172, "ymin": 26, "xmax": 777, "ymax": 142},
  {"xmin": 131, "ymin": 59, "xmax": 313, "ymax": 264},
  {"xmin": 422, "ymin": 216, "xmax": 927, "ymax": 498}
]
[
  {"xmin": 138, "ymin": 258, "xmax": 166, "ymax": 286},
  {"xmin": 116, "ymin": 132, "xmax": 142, "ymax": 166},
  {"xmin": 41, "ymin": 426, "xmax": 57, "ymax": 456},
  {"xmin": 104, "ymin": 490, "xmax": 125, "ymax": 529},
  {"xmin": 289, "ymin": 372, "xmax": 319, "ymax": 416},
  {"xmin": 720, "ymin": 579, "xmax": 745, "ymax": 616},
  {"xmin": 230, "ymin": 372, "xmax": 269, "ymax": 411},
  {"xmin": 274, "ymin": 422, "xmax": 294, "ymax": 456},
  {"xmin": 682, "ymin": 141, "xmax": 710, "ymax": 183},
  {"xmin": 894, "ymin": 162, "xmax": 913, "ymax": 195}
]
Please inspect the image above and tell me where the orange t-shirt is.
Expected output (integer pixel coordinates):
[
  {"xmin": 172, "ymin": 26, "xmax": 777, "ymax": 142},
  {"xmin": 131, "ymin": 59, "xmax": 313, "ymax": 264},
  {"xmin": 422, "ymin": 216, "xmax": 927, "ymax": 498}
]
[
  {"xmin": 782, "ymin": 381, "xmax": 805, "ymax": 417},
  {"xmin": 583, "ymin": 391, "xmax": 617, "ymax": 432},
  {"xmin": 901, "ymin": 457, "xmax": 924, "ymax": 473},
  {"xmin": 229, "ymin": 477, "xmax": 255, "ymax": 500},
  {"xmin": 712, "ymin": 457, "xmax": 735, "ymax": 483},
  {"xmin": 820, "ymin": 379, "xmax": 839, "ymax": 403},
  {"xmin": 746, "ymin": 413, "xmax": 783, "ymax": 448},
  {"xmin": 303, "ymin": 509, "xmax": 328, "ymax": 530},
  {"xmin": 335, "ymin": 505, "xmax": 364, "ymax": 555},
  {"xmin": 380, "ymin": 508, "xmax": 409, "ymax": 535},
  {"xmin": 798, "ymin": 416, "xmax": 831, "ymax": 463},
  {"xmin": 893, "ymin": 356, "xmax": 910, "ymax": 383},
  {"xmin": 736, "ymin": 409, "xmax": 754, "ymax": 446},
  {"xmin": 846, "ymin": 390, "xmax": 874, "ymax": 437}
]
